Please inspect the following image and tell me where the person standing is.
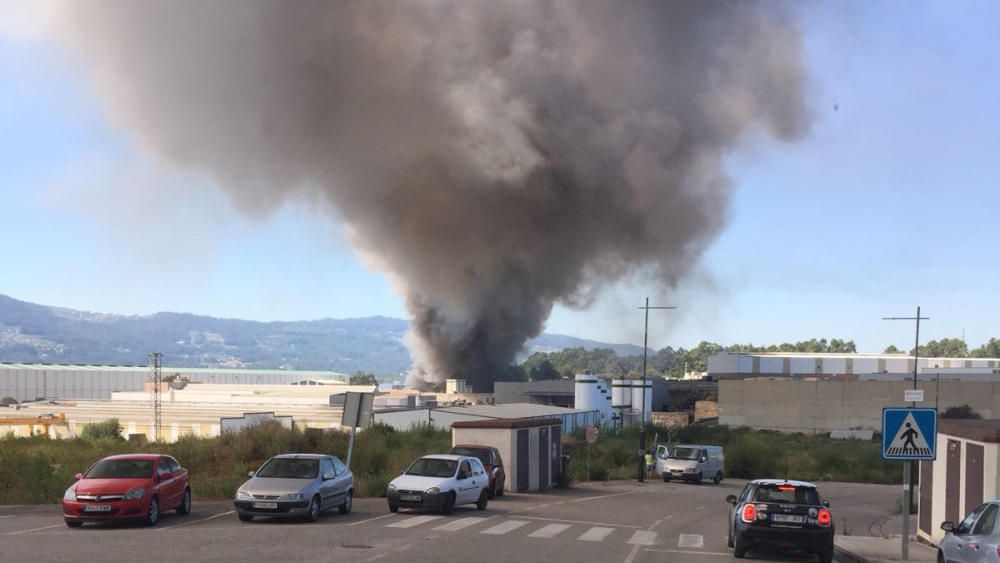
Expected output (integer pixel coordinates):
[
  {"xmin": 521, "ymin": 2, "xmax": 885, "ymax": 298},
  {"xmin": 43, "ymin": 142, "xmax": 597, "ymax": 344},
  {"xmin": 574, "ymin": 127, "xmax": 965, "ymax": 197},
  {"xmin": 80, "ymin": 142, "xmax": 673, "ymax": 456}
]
[{"xmin": 644, "ymin": 449, "xmax": 655, "ymax": 480}]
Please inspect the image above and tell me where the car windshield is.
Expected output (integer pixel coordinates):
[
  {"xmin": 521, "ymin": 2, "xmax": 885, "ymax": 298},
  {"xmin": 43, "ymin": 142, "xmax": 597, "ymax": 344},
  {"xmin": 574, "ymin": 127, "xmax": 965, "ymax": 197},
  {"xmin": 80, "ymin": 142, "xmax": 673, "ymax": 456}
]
[
  {"xmin": 256, "ymin": 458, "xmax": 319, "ymax": 479},
  {"xmin": 669, "ymin": 447, "xmax": 702, "ymax": 460},
  {"xmin": 450, "ymin": 448, "xmax": 491, "ymax": 466},
  {"xmin": 85, "ymin": 459, "xmax": 154, "ymax": 479},
  {"xmin": 405, "ymin": 458, "xmax": 458, "ymax": 478},
  {"xmin": 752, "ymin": 484, "xmax": 821, "ymax": 505}
]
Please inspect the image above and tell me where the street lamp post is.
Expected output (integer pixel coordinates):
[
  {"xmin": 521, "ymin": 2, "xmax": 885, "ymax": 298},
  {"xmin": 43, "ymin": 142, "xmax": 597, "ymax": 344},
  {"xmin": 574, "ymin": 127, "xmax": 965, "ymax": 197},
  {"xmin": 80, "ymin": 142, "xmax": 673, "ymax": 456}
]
[{"xmin": 637, "ymin": 298, "xmax": 676, "ymax": 482}]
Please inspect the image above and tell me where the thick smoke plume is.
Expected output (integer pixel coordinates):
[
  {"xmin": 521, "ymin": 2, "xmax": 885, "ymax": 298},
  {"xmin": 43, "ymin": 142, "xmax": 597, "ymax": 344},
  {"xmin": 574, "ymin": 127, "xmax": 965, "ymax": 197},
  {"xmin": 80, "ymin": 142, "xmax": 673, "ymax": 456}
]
[{"xmin": 52, "ymin": 1, "xmax": 809, "ymax": 390}]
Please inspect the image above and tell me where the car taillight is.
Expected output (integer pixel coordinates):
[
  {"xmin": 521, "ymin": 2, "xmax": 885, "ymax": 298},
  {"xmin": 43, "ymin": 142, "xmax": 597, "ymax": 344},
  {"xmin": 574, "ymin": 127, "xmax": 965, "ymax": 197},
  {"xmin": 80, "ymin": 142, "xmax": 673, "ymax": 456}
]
[
  {"xmin": 741, "ymin": 503, "xmax": 757, "ymax": 523},
  {"xmin": 818, "ymin": 509, "xmax": 832, "ymax": 527}
]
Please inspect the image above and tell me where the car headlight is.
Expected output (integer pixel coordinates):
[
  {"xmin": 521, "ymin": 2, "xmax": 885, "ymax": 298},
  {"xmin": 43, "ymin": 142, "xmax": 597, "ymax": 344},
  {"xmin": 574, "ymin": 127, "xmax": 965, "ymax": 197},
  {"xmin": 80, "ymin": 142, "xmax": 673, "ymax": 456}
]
[
  {"xmin": 63, "ymin": 488, "xmax": 77, "ymax": 502},
  {"xmin": 281, "ymin": 493, "xmax": 304, "ymax": 501},
  {"xmin": 387, "ymin": 484, "xmax": 398, "ymax": 493},
  {"xmin": 424, "ymin": 487, "xmax": 440, "ymax": 495},
  {"xmin": 236, "ymin": 490, "xmax": 252, "ymax": 500},
  {"xmin": 123, "ymin": 487, "xmax": 145, "ymax": 500}
]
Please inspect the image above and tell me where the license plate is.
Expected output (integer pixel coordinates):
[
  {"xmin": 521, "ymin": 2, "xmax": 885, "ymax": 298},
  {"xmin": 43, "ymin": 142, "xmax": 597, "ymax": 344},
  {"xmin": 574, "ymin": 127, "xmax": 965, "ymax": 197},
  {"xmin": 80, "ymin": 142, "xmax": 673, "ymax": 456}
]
[
  {"xmin": 400, "ymin": 494, "xmax": 421, "ymax": 502},
  {"xmin": 252, "ymin": 502, "xmax": 278, "ymax": 510},
  {"xmin": 83, "ymin": 504, "xmax": 111, "ymax": 512},
  {"xmin": 771, "ymin": 514, "xmax": 804, "ymax": 523}
]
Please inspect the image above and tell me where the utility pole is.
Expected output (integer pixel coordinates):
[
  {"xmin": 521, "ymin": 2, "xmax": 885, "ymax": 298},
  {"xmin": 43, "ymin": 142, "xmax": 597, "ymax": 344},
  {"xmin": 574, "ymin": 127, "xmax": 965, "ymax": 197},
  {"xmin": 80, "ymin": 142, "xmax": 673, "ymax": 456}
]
[
  {"xmin": 882, "ymin": 306, "xmax": 929, "ymax": 560},
  {"xmin": 637, "ymin": 298, "xmax": 676, "ymax": 482},
  {"xmin": 149, "ymin": 352, "xmax": 163, "ymax": 442}
]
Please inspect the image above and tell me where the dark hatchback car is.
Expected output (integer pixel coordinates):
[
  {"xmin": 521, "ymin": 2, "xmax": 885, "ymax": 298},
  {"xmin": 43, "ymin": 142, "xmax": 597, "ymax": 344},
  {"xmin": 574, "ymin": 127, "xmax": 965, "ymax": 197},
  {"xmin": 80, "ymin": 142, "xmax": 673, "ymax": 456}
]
[
  {"xmin": 448, "ymin": 445, "xmax": 505, "ymax": 498},
  {"xmin": 726, "ymin": 479, "xmax": 834, "ymax": 562}
]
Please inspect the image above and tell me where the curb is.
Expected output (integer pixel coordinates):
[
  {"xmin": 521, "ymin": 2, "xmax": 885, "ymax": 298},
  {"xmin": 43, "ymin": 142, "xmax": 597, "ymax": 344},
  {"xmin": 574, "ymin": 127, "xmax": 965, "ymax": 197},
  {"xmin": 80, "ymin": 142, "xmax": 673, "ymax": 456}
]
[{"xmin": 833, "ymin": 543, "xmax": 868, "ymax": 563}]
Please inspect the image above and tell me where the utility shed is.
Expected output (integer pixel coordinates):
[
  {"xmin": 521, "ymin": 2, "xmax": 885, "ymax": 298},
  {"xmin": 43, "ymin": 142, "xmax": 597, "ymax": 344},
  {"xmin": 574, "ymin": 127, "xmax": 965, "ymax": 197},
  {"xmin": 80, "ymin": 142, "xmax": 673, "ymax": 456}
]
[
  {"xmin": 451, "ymin": 417, "xmax": 562, "ymax": 493},
  {"xmin": 919, "ymin": 419, "xmax": 1000, "ymax": 545}
]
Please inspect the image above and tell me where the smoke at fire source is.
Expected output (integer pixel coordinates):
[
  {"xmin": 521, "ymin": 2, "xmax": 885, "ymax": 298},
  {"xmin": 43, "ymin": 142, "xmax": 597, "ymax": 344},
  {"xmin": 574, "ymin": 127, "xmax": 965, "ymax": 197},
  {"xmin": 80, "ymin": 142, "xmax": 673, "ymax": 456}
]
[{"xmin": 51, "ymin": 1, "xmax": 810, "ymax": 390}]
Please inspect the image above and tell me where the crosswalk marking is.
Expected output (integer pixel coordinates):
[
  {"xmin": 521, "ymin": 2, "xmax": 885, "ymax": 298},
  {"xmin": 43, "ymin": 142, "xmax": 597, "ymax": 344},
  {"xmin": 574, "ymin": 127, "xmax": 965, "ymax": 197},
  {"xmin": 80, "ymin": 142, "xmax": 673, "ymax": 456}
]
[
  {"xmin": 386, "ymin": 515, "xmax": 441, "ymax": 529},
  {"xmin": 678, "ymin": 534, "xmax": 704, "ymax": 548},
  {"xmin": 433, "ymin": 517, "xmax": 488, "ymax": 532},
  {"xmin": 481, "ymin": 520, "xmax": 530, "ymax": 535},
  {"xmin": 528, "ymin": 523, "xmax": 572, "ymax": 539},
  {"xmin": 578, "ymin": 527, "xmax": 614, "ymax": 542},
  {"xmin": 627, "ymin": 530, "xmax": 657, "ymax": 546}
]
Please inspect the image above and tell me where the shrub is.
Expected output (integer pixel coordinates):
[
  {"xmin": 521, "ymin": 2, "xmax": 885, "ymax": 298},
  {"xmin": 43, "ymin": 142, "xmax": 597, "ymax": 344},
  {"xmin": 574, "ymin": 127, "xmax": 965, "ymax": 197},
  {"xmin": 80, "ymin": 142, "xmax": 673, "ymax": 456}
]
[
  {"xmin": 1, "ymin": 396, "xmax": 17, "ymax": 405},
  {"xmin": 80, "ymin": 419, "xmax": 123, "ymax": 441},
  {"xmin": 942, "ymin": 405, "xmax": 981, "ymax": 419}
]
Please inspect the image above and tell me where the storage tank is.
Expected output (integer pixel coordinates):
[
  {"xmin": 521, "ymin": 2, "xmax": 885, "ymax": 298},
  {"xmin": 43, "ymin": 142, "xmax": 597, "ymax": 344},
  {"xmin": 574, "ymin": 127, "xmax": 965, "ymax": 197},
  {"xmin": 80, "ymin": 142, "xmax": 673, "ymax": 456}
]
[
  {"xmin": 574, "ymin": 373, "xmax": 600, "ymax": 413},
  {"xmin": 630, "ymin": 379, "xmax": 653, "ymax": 423},
  {"xmin": 611, "ymin": 379, "xmax": 631, "ymax": 408},
  {"xmin": 598, "ymin": 380, "xmax": 612, "ymax": 422}
]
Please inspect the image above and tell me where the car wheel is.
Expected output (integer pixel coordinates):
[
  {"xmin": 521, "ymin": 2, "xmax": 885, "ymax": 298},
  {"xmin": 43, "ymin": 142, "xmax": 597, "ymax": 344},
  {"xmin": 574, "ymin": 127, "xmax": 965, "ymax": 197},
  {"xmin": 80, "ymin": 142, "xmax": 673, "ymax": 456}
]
[
  {"xmin": 477, "ymin": 490, "xmax": 488, "ymax": 511},
  {"xmin": 440, "ymin": 492, "xmax": 455, "ymax": 516},
  {"xmin": 238, "ymin": 514, "xmax": 253, "ymax": 522},
  {"xmin": 662, "ymin": 474, "xmax": 670, "ymax": 482},
  {"xmin": 496, "ymin": 480, "xmax": 504, "ymax": 497},
  {"xmin": 694, "ymin": 472, "xmax": 703, "ymax": 485},
  {"xmin": 388, "ymin": 502, "xmax": 399, "ymax": 513},
  {"xmin": 65, "ymin": 520, "xmax": 83, "ymax": 528},
  {"xmin": 339, "ymin": 489, "xmax": 353, "ymax": 515},
  {"xmin": 144, "ymin": 496, "xmax": 160, "ymax": 527},
  {"xmin": 487, "ymin": 480, "xmax": 496, "ymax": 499},
  {"xmin": 713, "ymin": 472, "xmax": 721, "ymax": 485},
  {"xmin": 733, "ymin": 533, "xmax": 747, "ymax": 558},
  {"xmin": 726, "ymin": 524, "xmax": 734, "ymax": 548},
  {"xmin": 176, "ymin": 488, "xmax": 191, "ymax": 515},
  {"xmin": 305, "ymin": 495, "xmax": 321, "ymax": 522}
]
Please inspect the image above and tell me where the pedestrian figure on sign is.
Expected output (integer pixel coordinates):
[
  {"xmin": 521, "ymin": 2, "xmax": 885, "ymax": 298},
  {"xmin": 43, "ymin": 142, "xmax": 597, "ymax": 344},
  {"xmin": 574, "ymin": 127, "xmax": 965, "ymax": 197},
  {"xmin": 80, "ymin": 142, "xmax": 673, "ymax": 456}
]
[{"xmin": 901, "ymin": 422, "xmax": 919, "ymax": 452}]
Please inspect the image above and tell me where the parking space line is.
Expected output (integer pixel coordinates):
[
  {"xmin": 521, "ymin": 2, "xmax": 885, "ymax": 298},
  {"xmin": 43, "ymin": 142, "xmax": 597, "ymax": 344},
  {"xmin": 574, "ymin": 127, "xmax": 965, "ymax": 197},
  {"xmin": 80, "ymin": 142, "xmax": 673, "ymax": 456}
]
[
  {"xmin": 349, "ymin": 513, "xmax": 397, "ymax": 526},
  {"xmin": 386, "ymin": 515, "xmax": 440, "ymax": 529},
  {"xmin": 160, "ymin": 510, "xmax": 234, "ymax": 530},
  {"xmin": 527, "ymin": 523, "xmax": 571, "ymax": 539},
  {"xmin": 578, "ymin": 526, "xmax": 614, "ymax": 542},
  {"xmin": 515, "ymin": 515, "xmax": 643, "ymax": 529},
  {"xmin": 7, "ymin": 524, "xmax": 62, "ymax": 535},
  {"xmin": 627, "ymin": 530, "xmax": 657, "ymax": 546},
  {"xmin": 568, "ymin": 492, "xmax": 633, "ymax": 504},
  {"xmin": 643, "ymin": 548, "xmax": 730, "ymax": 557},
  {"xmin": 678, "ymin": 533, "xmax": 704, "ymax": 548},
  {"xmin": 480, "ymin": 520, "xmax": 529, "ymax": 535},
  {"xmin": 433, "ymin": 517, "xmax": 488, "ymax": 532}
]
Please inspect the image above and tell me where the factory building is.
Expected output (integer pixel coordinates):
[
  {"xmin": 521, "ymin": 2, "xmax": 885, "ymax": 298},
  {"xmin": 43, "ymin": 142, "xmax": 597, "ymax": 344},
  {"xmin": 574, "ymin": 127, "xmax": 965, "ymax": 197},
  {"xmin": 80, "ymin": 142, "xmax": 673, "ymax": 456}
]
[
  {"xmin": 708, "ymin": 352, "xmax": 1000, "ymax": 380},
  {"xmin": 374, "ymin": 403, "xmax": 598, "ymax": 434},
  {"xmin": 0, "ymin": 363, "xmax": 347, "ymax": 403}
]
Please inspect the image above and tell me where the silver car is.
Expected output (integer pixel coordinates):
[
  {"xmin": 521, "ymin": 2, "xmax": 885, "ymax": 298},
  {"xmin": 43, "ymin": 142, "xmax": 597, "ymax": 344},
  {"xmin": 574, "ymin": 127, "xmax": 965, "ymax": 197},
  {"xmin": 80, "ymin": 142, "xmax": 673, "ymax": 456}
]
[
  {"xmin": 939, "ymin": 500, "xmax": 1000, "ymax": 562},
  {"xmin": 234, "ymin": 454, "xmax": 353, "ymax": 522}
]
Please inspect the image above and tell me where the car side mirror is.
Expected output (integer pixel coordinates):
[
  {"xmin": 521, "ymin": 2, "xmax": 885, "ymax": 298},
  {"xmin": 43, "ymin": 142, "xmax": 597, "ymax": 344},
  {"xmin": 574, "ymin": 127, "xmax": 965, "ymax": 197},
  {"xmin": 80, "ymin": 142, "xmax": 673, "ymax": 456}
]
[
  {"xmin": 74, "ymin": 473, "xmax": 83, "ymax": 481},
  {"xmin": 247, "ymin": 470, "xmax": 255, "ymax": 478},
  {"xmin": 323, "ymin": 472, "xmax": 336, "ymax": 481},
  {"xmin": 726, "ymin": 495, "xmax": 738, "ymax": 505},
  {"xmin": 700, "ymin": 457, "xmax": 707, "ymax": 463},
  {"xmin": 822, "ymin": 500, "xmax": 830, "ymax": 508},
  {"xmin": 941, "ymin": 522, "xmax": 955, "ymax": 533}
]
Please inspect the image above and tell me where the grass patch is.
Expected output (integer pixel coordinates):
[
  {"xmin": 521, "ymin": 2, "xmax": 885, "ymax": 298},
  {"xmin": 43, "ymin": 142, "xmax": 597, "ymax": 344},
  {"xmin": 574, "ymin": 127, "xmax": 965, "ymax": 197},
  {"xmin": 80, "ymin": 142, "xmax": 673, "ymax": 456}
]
[{"xmin": 0, "ymin": 421, "xmax": 450, "ymax": 504}]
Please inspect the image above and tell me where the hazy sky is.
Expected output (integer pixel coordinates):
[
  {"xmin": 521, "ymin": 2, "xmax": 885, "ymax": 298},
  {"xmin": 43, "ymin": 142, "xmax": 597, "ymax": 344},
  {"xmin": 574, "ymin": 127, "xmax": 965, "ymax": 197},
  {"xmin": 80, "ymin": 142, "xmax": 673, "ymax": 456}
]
[{"xmin": 1, "ymin": 1, "xmax": 998, "ymax": 352}]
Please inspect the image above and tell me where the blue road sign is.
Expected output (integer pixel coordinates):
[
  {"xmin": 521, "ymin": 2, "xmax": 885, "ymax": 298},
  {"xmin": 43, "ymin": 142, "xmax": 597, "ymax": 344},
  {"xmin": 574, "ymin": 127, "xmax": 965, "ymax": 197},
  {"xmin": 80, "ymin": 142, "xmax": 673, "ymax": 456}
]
[{"xmin": 882, "ymin": 408, "xmax": 937, "ymax": 460}]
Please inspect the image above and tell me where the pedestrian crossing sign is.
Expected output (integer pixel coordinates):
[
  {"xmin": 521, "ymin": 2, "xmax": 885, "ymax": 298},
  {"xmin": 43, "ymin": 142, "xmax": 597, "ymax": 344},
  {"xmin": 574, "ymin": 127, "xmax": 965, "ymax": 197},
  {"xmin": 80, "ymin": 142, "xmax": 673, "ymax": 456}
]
[{"xmin": 882, "ymin": 408, "xmax": 937, "ymax": 460}]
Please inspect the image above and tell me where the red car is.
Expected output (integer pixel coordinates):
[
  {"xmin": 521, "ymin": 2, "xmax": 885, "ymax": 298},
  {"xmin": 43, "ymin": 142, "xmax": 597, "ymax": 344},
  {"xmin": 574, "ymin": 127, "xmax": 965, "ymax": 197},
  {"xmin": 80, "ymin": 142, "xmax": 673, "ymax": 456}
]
[
  {"xmin": 62, "ymin": 454, "xmax": 191, "ymax": 527},
  {"xmin": 448, "ymin": 445, "xmax": 506, "ymax": 498}
]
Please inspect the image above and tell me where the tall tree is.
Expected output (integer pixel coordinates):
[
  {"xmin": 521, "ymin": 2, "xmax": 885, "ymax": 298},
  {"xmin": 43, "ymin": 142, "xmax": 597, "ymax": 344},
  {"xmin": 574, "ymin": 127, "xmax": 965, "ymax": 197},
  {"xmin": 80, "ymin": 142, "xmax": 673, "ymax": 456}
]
[
  {"xmin": 915, "ymin": 338, "xmax": 968, "ymax": 358},
  {"xmin": 971, "ymin": 338, "xmax": 1000, "ymax": 358}
]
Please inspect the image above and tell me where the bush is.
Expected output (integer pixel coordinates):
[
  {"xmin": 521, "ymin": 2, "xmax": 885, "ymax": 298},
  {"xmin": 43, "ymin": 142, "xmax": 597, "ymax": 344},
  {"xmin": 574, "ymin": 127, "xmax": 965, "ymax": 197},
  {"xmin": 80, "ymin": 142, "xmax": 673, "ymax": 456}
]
[
  {"xmin": 942, "ymin": 405, "xmax": 981, "ymax": 419},
  {"xmin": 80, "ymin": 419, "xmax": 123, "ymax": 441},
  {"xmin": 1, "ymin": 396, "xmax": 17, "ymax": 405}
]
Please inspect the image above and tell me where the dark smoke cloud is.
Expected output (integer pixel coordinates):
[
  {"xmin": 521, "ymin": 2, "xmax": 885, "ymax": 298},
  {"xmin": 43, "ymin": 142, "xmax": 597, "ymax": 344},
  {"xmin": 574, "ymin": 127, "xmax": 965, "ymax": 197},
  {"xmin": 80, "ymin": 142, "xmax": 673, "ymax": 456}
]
[{"xmin": 51, "ymin": 1, "xmax": 810, "ymax": 390}]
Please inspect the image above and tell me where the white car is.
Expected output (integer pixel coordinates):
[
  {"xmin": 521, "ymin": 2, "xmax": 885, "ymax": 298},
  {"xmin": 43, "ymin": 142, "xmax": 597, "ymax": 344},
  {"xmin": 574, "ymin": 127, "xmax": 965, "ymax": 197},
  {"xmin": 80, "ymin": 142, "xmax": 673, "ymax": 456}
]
[{"xmin": 386, "ymin": 454, "xmax": 490, "ymax": 515}]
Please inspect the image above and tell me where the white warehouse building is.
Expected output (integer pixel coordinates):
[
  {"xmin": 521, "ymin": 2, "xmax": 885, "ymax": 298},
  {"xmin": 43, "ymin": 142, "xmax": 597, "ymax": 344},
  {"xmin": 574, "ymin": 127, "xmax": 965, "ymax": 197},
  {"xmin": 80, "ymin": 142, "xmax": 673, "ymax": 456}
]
[{"xmin": 708, "ymin": 352, "xmax": 1000, "ymax": 380}]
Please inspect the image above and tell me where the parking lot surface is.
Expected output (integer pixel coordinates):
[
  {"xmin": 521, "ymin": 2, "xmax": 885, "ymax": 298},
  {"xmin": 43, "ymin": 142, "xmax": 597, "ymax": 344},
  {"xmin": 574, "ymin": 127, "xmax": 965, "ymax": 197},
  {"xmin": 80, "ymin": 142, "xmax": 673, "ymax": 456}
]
[{"xmin": 1, "ymin": 479, "xmax": 901, "ymax": 562}]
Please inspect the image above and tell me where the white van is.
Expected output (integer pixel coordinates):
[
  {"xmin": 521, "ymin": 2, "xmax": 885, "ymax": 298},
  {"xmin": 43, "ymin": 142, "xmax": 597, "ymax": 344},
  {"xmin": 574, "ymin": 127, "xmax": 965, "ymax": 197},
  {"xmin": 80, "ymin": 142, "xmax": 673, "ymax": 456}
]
[{"xmin": 655, "ymin": 444, "xmax": 724, "ymax": 484}]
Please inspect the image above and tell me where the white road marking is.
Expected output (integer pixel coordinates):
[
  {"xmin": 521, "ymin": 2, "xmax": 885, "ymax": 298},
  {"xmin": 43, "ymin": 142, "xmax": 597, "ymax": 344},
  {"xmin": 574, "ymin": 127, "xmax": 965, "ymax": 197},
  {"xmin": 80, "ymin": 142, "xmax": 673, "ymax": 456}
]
[
  {"xmin": 386, "ymin": 515, "xmax": 440, "ymax": 529},
  {"xmin": 7, "ymin": 524, "xmax": 61, "ymax": 535},
  {"xmin": 515, "ymin": 515, "xmax": 643, "ymax": 529},
  {"xmin": 678, "ymin": 533, "xmax": 704, "ymax": 548},
  {"xmin": 433, "ymin": 517, "xmax": 488, "ymax": 532},
  {"xmin": 578, "ymin": 526, "xmax": 614, "ymax": 542},
  {"xmin": 568, "ymin": 492, "xmax": 634, "ymax": 503},
  {"xmin": 627, "ymin": 530, "xmax": 657, "ymax": 546},
  {"xmin": 643, "ymin": 548, "xmax": 730, "ymax": 557},
  {"xmin": 0, "ymin": 515, "xmax": 15, "ymax": 519},
  {"xmin": 161, "ymin": 510, "xmax": 234, "ymax": 530},
  {"xmin": 527, "ymin": 523, "xmax": 571, "ymax": 538},
  {"xmin": 480, "ymin": 520, "xmax": 530, "ymax": 535},
  {"xmin": 350, "ymin": 513, "xmax": 397, "ymax": 526},
  {"xmin": 624, "ymin": 514, "xmax": 673, "ymax": 563}
]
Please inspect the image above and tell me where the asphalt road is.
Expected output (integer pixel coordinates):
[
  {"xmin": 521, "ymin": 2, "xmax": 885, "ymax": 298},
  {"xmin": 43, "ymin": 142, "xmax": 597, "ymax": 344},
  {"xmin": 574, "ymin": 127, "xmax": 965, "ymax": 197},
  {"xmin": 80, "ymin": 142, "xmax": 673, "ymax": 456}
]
[{"xmin": 0, "ymin": 479, "xmax": 901, "ymax": 563}]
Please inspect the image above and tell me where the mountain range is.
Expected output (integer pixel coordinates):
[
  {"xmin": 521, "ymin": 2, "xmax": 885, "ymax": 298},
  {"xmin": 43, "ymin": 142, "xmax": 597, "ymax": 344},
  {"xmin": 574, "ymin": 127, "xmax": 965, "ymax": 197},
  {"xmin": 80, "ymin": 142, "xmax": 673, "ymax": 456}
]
[{"xmin": 0, "ymin": 294, "xmax": 643, "ymax": 375}]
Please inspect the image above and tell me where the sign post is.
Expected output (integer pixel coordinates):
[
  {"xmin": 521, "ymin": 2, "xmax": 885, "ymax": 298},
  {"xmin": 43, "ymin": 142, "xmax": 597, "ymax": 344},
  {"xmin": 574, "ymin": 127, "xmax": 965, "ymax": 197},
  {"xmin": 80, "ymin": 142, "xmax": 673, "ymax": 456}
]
[
  {"xmin": 585, "ymin": 425, "xmax": 599, "ymax": 481},
  {"xmin": 883, "ymin": 407, "xmax": 938, "ymax": 560},
  {"xmin": 342, "ymin": 392, "xmax": 375, "ymax": 469}
]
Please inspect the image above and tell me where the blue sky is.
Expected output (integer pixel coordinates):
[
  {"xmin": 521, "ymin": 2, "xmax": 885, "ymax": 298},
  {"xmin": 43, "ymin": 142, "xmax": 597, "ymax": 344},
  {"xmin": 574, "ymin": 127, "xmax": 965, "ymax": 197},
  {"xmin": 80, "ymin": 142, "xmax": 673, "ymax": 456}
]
[{"xmin": 1, "ymin": 2, "xmax": 998, "ymax": 352}]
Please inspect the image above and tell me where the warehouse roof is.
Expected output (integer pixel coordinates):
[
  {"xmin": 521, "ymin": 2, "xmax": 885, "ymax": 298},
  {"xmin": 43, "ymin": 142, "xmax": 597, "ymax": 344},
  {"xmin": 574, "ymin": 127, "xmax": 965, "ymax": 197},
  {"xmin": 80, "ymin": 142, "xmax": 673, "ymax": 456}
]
[
  {"xmin": 938, "ymin": 419, "xmax": 1000, "ymax": 443},
  {"xmin": 377, "ymin": 403, "xmax": 594, "ymax": 418},
  {"xmin": 452, "ymin": 417, "xmax": 563, "ymax": 429},
  {"xmin": 0, "ymin": 362, "xmax": 347, "ymax": 378}
]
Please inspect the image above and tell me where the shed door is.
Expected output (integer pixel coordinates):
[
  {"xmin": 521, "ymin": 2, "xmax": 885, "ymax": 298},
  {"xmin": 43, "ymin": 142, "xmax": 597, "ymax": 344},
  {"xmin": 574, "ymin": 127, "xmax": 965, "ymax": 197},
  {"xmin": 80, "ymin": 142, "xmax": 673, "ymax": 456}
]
[
  {"xmin": 918, "ymin": 460, "xmax": 933, "ymax": 535},
  {"xmin": 538, "ymin": 427, "xmax": 550, "ymax": 489},
  {"xmin": 966, "ymin": 443, "xmax": 985, "ymax": 514},
  {"xmin": 946, "ymin": 440, "xmax": 961, "ymax": 524},
  {"xmin": 516, "ymin": 429, "xmax": 529, "ymax": 493}
]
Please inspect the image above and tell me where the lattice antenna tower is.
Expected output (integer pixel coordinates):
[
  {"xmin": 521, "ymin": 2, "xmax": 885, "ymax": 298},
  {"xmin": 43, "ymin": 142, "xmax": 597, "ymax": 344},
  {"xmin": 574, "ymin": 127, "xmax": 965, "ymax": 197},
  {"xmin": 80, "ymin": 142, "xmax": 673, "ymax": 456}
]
[{"xmin": 149, "ymin": 352, "xmax": 163, "ymax": 442}]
